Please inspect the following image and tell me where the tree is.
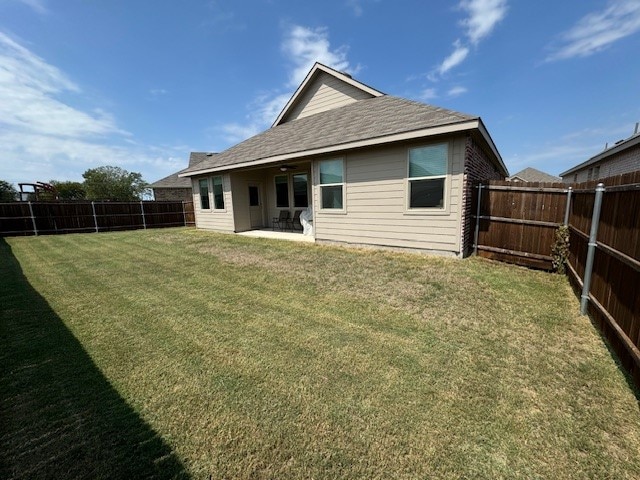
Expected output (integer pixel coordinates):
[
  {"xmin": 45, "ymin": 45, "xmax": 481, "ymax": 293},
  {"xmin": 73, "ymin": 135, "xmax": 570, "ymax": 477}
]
[
  {"xmin": 82, "ymin": 166, "xmax": 147, "ymax": 201},
  {"xmin": 0, "ymin": 180, "xmax": 18, "ymax": 202},
  {"xmin": 50, "ymin": 180, "xmax": 87, "ymax": 200}
]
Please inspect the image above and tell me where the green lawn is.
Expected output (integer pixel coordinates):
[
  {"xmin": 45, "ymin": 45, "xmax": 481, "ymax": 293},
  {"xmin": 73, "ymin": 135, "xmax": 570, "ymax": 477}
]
[{"xmin": 1, "ymin": 228, "xmax": 639, "ymax": 479}]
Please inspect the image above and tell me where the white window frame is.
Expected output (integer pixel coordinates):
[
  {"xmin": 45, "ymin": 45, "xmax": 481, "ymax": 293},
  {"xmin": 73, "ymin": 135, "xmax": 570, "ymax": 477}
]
[
  {"xmin": 405, "ymin": 142, "xmax": 451, "ymax": 215},
  {"xmin": 317, "ymin": 158, "xmax": 346, "ymax": 213}
]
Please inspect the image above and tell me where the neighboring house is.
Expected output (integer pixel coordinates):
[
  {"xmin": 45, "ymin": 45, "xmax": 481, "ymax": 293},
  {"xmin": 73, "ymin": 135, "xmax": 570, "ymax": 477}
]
[
  {"xmin": 560, "ymin": 125, "xmax": 640, "ymax": 183},
  {"xmin": 507, "ymin": 167, "xmax": 560, "ymax": 183},
  {"xmin": 180, "ymin": 62, "xmax": 507, "ymax": 257},
  {"xmin": 150, "ymin": 152, "xmax": 213, "ymax": 201}
]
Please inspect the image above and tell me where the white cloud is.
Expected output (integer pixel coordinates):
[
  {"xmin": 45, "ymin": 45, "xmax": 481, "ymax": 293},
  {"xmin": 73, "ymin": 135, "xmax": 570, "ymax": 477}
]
[
  {"xmin": 447, "ymin": 86, "xmax": 468, "ymax": 97},
  {"xmin": 281, "ymin": 25, "xmax": 352, "ymax": 87},
  {"xmin": 435, "ymin": 40, "xmax": 470, "ymax": 77},
  {"xmin": 419, "ymin": 88, "xmax": 438, "ymax": 101},
  {"xmin": 149, "ymin": 88, "xmax": 168, "ymax": 96},
  {"xmin": 16, "ymin": 0, "xmax": 47, "ymax": 14},
  {"xmin": 428, "ymin": 0, "xmax": 507, "ymax": 82},
  {"xmin": 459, "ymin": 0, "xmax": 508, "ymax": 45},
  {"xmin": 217, "ymin": 24, "xmax": 355, "ymax": 144},
  {"xmin": 346, "ymin": 0, "xmax": 363, "ymax": 17},
  {"xmin": 546, "ymin": 0, "xmax": 640, "ymax": 61},
  {"xmin": 0, "ymin": 31, "xmax": 185, "ymax": 185}
]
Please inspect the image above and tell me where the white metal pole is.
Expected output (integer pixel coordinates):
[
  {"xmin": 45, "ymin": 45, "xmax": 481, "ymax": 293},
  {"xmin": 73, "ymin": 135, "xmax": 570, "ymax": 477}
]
[
  {"xmin": 140, "ymin": 201, "xmax": 147, "ymax": 229},
  {"xmin": 28, "ymin": 201, "xmax": 38, "ymax": 236},
  {"xmin": 91, "ymin": 201, "xmax": 99, "ymax": 233},
  {"xmin": 473, "ymin": 184, "xmax": 483, "ymax": 255},
  {"xmin": 580, "ymin": 183, "xmax": 605, "ymax": 315}
]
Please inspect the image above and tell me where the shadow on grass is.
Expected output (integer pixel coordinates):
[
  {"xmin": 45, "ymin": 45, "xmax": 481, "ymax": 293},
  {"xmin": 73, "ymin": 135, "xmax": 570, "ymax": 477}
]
[{"xmin": 0, "ymin": 238, "xmax": 189, "ymax": 479}]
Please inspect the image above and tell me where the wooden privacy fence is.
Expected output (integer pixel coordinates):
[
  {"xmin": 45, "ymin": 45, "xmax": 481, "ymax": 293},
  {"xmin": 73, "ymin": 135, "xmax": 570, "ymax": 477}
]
[
  {"xmin": 474, "ymin": 172, "xmax": 640, "ymax": 386},
  {"xmin": 0, "ymin": 200, "xmax": 195, "ymax": 236}
]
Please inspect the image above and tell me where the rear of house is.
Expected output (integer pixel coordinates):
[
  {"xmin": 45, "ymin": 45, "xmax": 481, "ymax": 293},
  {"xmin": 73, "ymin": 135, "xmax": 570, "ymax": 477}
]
[{"xmin": 181, "ymin": 63, "xmax": 507, "ymax": 257}]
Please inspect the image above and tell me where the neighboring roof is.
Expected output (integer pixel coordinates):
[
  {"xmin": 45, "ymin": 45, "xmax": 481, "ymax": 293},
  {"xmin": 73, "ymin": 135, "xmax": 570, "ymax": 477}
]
[
  {"xmin": 508, "ymin": 167, "xmax": 560, "ymax": 183},
  {"xmin": 150, "ymin": 152, "xmax": 213, "ymax": 189},
  {"xmin": 560, "ymin": 132, "xmax": 640, "ymax": 177},
  {"xmin": 149, "ymin": 171, "xmax": 192, "ymax": 189},
  {"xmin": 180, "ymin": 95, "xmax": 507, "ymax": 177},
  {"xmin": 272, "ymin": 62, "xmax": 384, "ymax": 127}
]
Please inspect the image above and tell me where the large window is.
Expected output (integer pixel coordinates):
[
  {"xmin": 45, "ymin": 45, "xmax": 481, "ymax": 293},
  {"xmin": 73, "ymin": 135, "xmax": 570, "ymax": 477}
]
[
  {"xmin": 292, "ymin": 173, "xmax": 309, "ymax": 208},
  {"xmin": 275, "ymin": 174, "xmax": 289, "ymax": 208},
  {"xmin": 319, "ymin": 159, "xmax": 344, "ymax": 210},
  {"xmin": 408, "ymin": 144, "xmax": 448, "ymax": 209},
  {"xmin": 212, "ymin": 176, "xmax": 224, "ymax": 209},
  {"xmin": 199, "ymin": 178, "xmax": 210, "ymax": 210}
]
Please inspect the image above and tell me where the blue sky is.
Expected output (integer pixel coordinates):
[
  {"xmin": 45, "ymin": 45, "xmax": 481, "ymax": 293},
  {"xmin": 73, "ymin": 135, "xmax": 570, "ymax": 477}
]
[{"xmin": 1, "ymin": 0, "xmax": 640, "ymax": 187}]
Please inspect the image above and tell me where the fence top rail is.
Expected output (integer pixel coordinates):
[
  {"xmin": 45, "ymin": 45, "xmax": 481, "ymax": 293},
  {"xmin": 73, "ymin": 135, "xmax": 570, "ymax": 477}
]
[
  {"xmin": 572, "ymin": 182, "xmax": 640, "ymax": 194},
  {"xmin": 477, "ymin": 184, "xmax": 569, "ymax": 193}
]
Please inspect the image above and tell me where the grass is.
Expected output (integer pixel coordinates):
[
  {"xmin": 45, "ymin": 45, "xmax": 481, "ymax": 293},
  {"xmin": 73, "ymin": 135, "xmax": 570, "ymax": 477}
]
[{"xmin": 1, "ymin": 228, "xmax": 639, "ymax": 479}]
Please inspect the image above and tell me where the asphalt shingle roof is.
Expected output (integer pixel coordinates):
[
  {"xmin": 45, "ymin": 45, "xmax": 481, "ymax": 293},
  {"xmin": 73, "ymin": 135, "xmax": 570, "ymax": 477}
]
[
  {"xmin": 182, "ymin": 95, "xmax": 477, "ymax": 175},
  {"xmin": 508, "ymin": 167, "xmax": 561, "ymax": 183},
  {"xmin": 150, "ymin": 152, "xmax": 213, "ymax": 188}
]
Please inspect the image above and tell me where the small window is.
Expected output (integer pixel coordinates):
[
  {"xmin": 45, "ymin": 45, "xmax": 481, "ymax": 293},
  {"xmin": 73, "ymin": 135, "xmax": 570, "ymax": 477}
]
[
  {"xmin": 319, "ymin": 159, "xmax": 344, "ymax": 209},
  {"xmin": 275, "ymin": 175, "xmax": 289, "ymax": 208},
  {"xmin": 248, "ymin": 185, "xmax": 259, "ymax": 206},
  {"xmin": 199, "ymin": 178, "xmax": 210, "ymax": 210},
  {"xmin": 593, "ymin": 166, "xmax": 600, "ymax": 179},
  {"xmin": 587, "ymin": 168, "xmax": 593, "ymax": 181},
  {"xmin": 408, "ymin": 144, "xmax": 447, "ymax": 209},
  {"xmin": 293, "ymin": 173, "xmax": 309, "ymax": 208},
  {"xmin": 574, "ymin": 174, "xmax": 578, "ymax": 182},
  {"xmin": 212, "ymin": 176, "xmax": 224, "ymax": 209}
]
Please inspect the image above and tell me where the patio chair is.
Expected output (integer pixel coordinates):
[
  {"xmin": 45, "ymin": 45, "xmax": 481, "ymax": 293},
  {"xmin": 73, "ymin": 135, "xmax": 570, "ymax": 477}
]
[
  {"xmin": 287, "ymin": 210, "xmax": 303, "ymax": 231},
  {"xmin": 272, "ymin": 210, "xmax": 289, "ymax": 231}
]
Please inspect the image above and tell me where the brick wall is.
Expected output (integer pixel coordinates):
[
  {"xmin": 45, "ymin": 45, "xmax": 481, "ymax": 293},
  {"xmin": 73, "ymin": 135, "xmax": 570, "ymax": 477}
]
[
  {"xmin": 153, "ymin": 188, "xmax": 193, "ymax": 202},
  {"xmin": 563, "ymin": 140, "xmax": 640, "ymax": 183},
  {"xmin": 460, "ymin": 134, "xmax": 504, "ymax": 257}
]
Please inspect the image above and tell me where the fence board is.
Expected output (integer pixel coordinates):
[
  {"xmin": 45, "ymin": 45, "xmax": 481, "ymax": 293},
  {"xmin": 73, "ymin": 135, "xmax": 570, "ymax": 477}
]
[
  {"xmin": 0, "ymin": 200, "xmax": 195, "ymax": 236},
  {"xmin": 475, "ymin": 174, "xmax": 640, "ymax": 388}
]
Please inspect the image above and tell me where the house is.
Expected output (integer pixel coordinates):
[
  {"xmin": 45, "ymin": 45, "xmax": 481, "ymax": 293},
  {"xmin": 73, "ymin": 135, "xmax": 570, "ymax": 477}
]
[
  {"xmin": 150, "ymin": 153, "xmax": 212, "ymax": 201},
  {"xmin": 560, "ymin": 124, "xmax": 640, "ymax": 183},
  {"xmin": 507, "ymin": 167, "xmax": 560, "ymax": 183},
  {"xmin": 180, "ymin": 63, "xmax": 507, "ymax": 257}
]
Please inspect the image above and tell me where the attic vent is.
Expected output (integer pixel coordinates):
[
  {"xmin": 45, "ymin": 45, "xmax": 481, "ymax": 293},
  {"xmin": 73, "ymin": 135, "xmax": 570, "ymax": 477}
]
[
  {"xmin": 206, "ymin": 153, "xmax": 214, "ymax": 156},
  {"xmin": 614, "ymin": 139, "xmax": 624, "ymax": 145},
  {"xmin": 341, "ymin": 71, "xmax": 352, "ymax": 78}
]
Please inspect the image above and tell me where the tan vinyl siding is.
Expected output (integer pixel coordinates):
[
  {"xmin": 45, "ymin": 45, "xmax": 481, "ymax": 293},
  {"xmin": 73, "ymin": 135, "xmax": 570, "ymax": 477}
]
[
  {"xmin": 312, "ymin": 137, "xmax": 466, "ymax": 253},
  {"xmin": 283, "ymin": 72, "xmax": 374, "ymax": 123},
  {"xmin": 229, "ymin": 170, "xmax": 271, "ymax": 232},
  {"xmin": 192, "ymin": 175, "xmax": 234, "ymax": 232}
]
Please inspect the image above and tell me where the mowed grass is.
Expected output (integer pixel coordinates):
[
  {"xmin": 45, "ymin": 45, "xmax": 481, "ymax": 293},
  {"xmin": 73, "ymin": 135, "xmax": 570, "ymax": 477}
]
[{"xmin": 1, "ymin": 228, "xmax": 639, "ymax": 479}]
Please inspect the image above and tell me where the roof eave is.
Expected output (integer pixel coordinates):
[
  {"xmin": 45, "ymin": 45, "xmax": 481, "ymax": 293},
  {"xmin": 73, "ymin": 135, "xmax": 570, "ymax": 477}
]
[
  {"xmin": 179, "ymin": 119, "xmax": 482, "ymax": 177},
  {"xmin": 560, "ymin": 134, "xmax": 640, "ymax": 177},
  {"xmin": 476, "ymin": 118, "xmax": 508, "ymax": 177}
]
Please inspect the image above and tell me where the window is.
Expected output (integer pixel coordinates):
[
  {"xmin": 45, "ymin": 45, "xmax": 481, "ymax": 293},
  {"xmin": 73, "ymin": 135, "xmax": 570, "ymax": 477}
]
[
  {"xmin": 574, "ymin": 174, "xmax": 578, "ymax": 182},
  {"xmin": 587, "ymin": 168, "xmax": 593, "ymax": 181},
  {"xmin": 408, "ymin": 144, "xmax": 448, "ymax": 209},
  {"xmin": 275, "ymin": 175, "xmax": 289, "ymax": 208},
  {"xmin": 594, "ymin": 166, "xmax": 600, "ymax": 179},
  {"xmin": 199, "ymin": 178, "xmax": 210, "ymax": 210},
  {"xmin": 292, "ymin": 173, "xmax": 309, "ymax": 208},
  {"xmin": 212, "ymin": 176, "xmax": 224, "ymax": 209},
  {"xmin": 319, "ymin": 159, "xmax": 344, "ymax": 209}
]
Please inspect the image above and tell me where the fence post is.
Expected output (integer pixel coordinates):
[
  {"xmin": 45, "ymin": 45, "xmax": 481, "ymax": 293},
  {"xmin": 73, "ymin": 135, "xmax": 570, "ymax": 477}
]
[
  {"xmin": 473, "ymin": 184, "xmax": 483, "ymax": 255},
  {"xmin": 580, "ymin": 183, "xmax": 605, "ymax": 315},
  {"xmin": 140, "ymin": 201, "xmax": 147, "ymax": 230},
  {"xmin": 28, "ymin": 201, "xmax": 38, "ymax": 236},
  {"xmin": 182, "ymin": 201, "xmax": 186, "ymax": 227},
  {"xmin": 91, "ymin": 201, "xmax": 99, "ymax": 233},
  {"xmin": 563, "ymin": 186, "xmax": 572, "ymax": 226}
]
